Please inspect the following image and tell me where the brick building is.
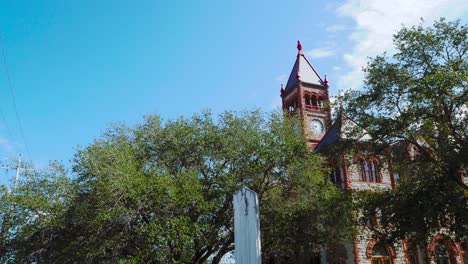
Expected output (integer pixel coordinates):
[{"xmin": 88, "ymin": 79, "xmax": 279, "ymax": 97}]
[{"xmin": 278, "ymin": 41, "xmax": 468, "ymax": 264}]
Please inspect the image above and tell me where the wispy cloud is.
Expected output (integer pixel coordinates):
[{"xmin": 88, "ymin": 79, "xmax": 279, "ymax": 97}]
[
  {"xmin": 335, "ymin": 0, "xmax": 468, "ymax": 91},
  {"xmin": 306, "ymin": 47, "xmax": 336, "ymax": 59}
]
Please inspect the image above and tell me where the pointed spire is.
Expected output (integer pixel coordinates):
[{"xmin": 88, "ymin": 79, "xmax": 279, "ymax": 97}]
[
  {"xmin": 284, "ymin": 40, "xmax": 324, "ymax": 93},
  {"xmin": 324, "ymin": 75, "xmax": 329, "ymax": 87},
  {"xmin": 280, "ymin": 84, "xmax": 284, "ymax": 95}
]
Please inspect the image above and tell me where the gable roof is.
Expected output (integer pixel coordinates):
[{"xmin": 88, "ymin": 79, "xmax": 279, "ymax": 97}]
[
  {"xmin": 285, "ymin": 41, "xmax": 325, "ymax": 93},
  {"xmin": 314, "ymin": 112, "xmax": 372, "ymax": 152}
]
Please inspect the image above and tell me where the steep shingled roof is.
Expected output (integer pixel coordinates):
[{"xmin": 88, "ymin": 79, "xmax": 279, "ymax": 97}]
[
  {"xmin": 284, "ymin": 41, "xmax": 325, "ymax": 92},
  {"xmin": 314, "ymin": 112, "xmax": 372, "ymax": 152}
]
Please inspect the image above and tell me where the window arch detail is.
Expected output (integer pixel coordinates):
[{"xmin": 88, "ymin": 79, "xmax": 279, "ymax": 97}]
[
  {"xmin": 303, "ymin": 91, "xmax": 325, "ymax": 111},
  {"xmin": 427, "ymin": 234, "xmax": 458, "ymax": 264},
  {"xmin": 355, "ymin": 156, "xmax": 382, "ymax": 183},
  {"xmin": 366, "ymin": 239, "xmax": 396, "ymax": 260}
]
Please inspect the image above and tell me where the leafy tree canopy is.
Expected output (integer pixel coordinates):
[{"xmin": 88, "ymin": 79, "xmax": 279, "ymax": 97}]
[
  {"xmin": 1, "ymin": 110, "xmax": 353, "ymax": 263},
  {"xmin": 339, "ymin": 18, "xmax": 467, "ymax": 242}
]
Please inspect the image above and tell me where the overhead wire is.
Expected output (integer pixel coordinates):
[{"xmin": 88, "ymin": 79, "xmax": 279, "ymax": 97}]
[{"xmin": 0, "ymin": 36, "xmax": 33, "ymax": 163}]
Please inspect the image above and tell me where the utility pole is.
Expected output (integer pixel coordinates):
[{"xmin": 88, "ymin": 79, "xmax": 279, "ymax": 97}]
[
  {"xmin": 14, "ymin": 153, "xmax": 21, "ymax": 189},
  {"xmin": 1, "ymin": 153, "xmax": 33, "ymax": 191}
]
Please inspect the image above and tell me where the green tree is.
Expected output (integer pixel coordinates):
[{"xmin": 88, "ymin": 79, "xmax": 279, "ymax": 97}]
[
  {"xmin": 262, "ymin": 159, "xmax": 354, "ymax": 258},
  {"xmin": 0, "ymin": 162, "xmax": 74, "ymax": 263},
  {"xmin": 4, "ymin": 110, "xmax": 353, "ymax": 263},
  {"xmin": 339, "ymin": 18, "xmax": 467, "ymax": 242}
]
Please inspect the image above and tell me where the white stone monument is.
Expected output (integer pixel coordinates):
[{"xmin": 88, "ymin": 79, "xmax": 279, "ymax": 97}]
[{"xmin": 233, "ymin": 186, "xmax": 261, "ymax": 264}]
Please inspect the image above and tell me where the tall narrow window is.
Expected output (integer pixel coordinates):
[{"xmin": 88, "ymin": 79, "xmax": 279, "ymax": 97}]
[
  {"xmin": 312, "ymin": 96, "xmax": 317, "ymax": 107},
  {"xmin": 371, "ymin": 160, "xmax": 379, "ymax": 182},
  {"xmin": 359, "ymin": 160, "xmax": 367, "ymax": 181},
  {"xmin": 330, "ymin": 167, "xmax": 342, "ymax": 186},
  {"xmin": 365, "ymin": 160, "xmax": 372, "ymax": 182}
]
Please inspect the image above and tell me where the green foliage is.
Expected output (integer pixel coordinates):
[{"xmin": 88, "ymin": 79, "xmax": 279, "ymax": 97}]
[
  {"xmin": 0, "ymin": 162, "xmax": 74, "ymax": 263},
  {"xmin": 262, "ymin": 157, "xmax": 355, "ymax": 256},
  {"xmin": 339, "ymin": 19, "xmax": 468, "ymax": 241},
  {"xmin": 0, "ymin": 110, "xmax": 353, "ymax": 263}
]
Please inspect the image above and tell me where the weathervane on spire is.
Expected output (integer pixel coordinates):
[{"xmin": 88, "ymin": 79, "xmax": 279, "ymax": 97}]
[{"xmin": 297, "ymin": 40, "xmax": 302, "ymax": 52}]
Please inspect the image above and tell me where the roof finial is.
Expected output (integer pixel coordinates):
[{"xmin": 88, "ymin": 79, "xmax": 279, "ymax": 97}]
[
  {"xmin": 324, "ymin": 75, "xmax": 329, "ymax": 87},
  {"xmin": 297, "ymin": 40, "xmax": 302, "ymax": 52},
  {"xmin": 280, "ymin": 84, "xmax": 284, "ymax": 95}
]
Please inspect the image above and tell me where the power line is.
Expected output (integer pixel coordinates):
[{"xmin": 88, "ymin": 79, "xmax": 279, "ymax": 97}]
[{"xmin": 0, "ymin": 36, "xmax": 33, "ymax": 162}]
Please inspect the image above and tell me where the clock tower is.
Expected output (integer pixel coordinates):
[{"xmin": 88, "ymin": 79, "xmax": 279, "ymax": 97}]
[{"xmin": 280, "ymin": 41, "xmax": 332, "ymax": 150}]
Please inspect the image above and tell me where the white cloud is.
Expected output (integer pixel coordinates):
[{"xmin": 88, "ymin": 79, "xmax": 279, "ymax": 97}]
[
  {"xmin": 329, "ymin": 96, "xmax": 337, "ymax": 117},
  {"xmin": 333, "ymin": 66, "xmax": 342, "ymax": 71},
  {"xmin": 335, "ymin": 0, "xmax": 468, "ymax": 91},
  {"xmin": 306, "ymin": 47, "xmax": 336, "ymax": 59}
]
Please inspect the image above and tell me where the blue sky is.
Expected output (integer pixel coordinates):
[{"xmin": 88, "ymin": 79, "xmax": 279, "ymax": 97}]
[{"xmin": 0, "ymin": 0, "xmax": 467, "ymax": 177}]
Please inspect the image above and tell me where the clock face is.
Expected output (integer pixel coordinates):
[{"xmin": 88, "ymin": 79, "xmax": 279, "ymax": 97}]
[{"xmin": 309, "ymin": 119, "xmax": 324, "ymax": 134}]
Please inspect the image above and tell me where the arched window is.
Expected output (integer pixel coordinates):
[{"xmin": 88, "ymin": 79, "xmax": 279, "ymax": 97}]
[
  {"xmin": 317, "ymin": 97, "xmax": 323, "ymax": 108},
  {"xmin": 305, "ymin": 95, "xmax": 311, "ymax": 105},
  {"xmin": 428, "ymin": 235, "xmax": 457, "ymax": 264},
  {"xmin": 371, "ymin": 244, "xmax": 392, "ymax": 264},
  {"xmin": 435, "ymin": 244, "xmax": 451, "ymax": 264},
  {"xmin": 287, "ymin": 100, "xmax": 298, "ymax": 113},
  {"xmin": 312, "ymin": 96, "xmax": 317, "ymax": 107},
  {"xmin": 358, "ymin": 157, "xmax": 381, "ymax": 182}
]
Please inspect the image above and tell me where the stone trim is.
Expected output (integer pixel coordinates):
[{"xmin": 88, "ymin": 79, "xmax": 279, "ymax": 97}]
[
  {"xmin": 365, "ymin": 238, "xmax": 396, "ymax": 259},
  {"xmin": 427, "ymin": 234, "xmax": 458, "ymax": 264}
]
